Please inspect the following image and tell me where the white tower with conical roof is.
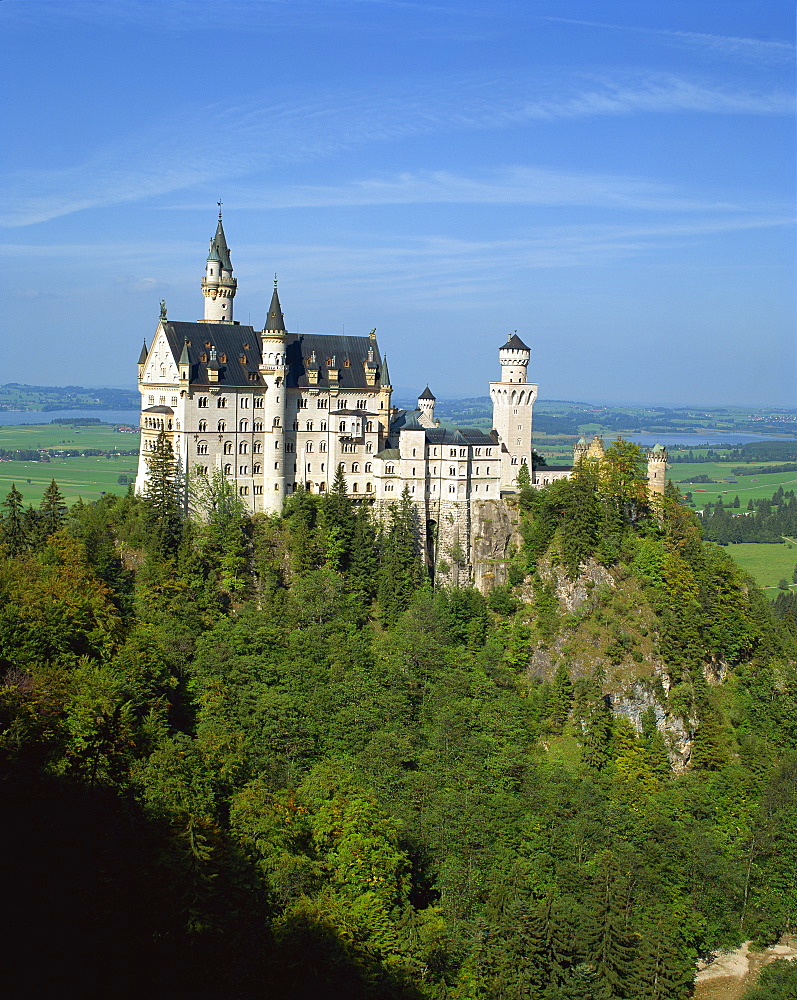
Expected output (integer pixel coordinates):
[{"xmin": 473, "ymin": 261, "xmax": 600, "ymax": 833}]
[
  {"xmin": 490, "ymin": 332, "xmax": 537, "ymax": 490},
  {"xmin": 260, "ymin": 278, "xmax": 289, "ymax": 513},
  {"xmin": 201, "ymin": 209, "xmax": 237, "ymax": 322}
]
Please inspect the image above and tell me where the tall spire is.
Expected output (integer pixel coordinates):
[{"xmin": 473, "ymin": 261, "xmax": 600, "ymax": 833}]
[
  {"xmin": 381, "ymin": 354, "xmax": 391, "ymax": 387},
  {"xmin": 264, "ymin": 274, "xmax": 285, "ymax": 332},
  {"xmin": 202, "ymin": 207, "xmax": 236, "ymax": 322}
]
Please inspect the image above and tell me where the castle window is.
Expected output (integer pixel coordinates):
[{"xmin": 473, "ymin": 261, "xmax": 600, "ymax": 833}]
[
  {"xmin": 275, "ymin": 462, "xmax": 279, "ymax": 469},
  {"xmin": 344, "ymin": 358, "xmax": 351, "ymax": 368},
  {"xmin": 218, "ymin": 420, "xmax": 226, "ymax": 432},
  {"xmin": 486, "ymin": 467, "xmax": 490, "ymax": 475},
  {"xmin": 254, "ymin": 486, "xmax": 263, "ymax": 495},
  {"xmin": 306, "ymin": 442, "xmax": 313, "ymax": 452},
  {"xmin": 356, "ymin": 399, "xmax": 366, "ymax": 409},
  {"xmin": 200, "ymin": 354, "xmax": 208, "ymax": 363},
  {"xmin": 367, "ymin": 422, "xmax": 373, "ymax": 432},
  {"xmin": 159, "ymin": 396, "xmax": 166, "ymax": 405},
  {"xmin": 239, "ymin": 420, "xmax": 248, "ymax": 432},
  {"xmin": 239, "ymin": 486, "xmax": 248, "ymax": 496},
  {"xmin": 197, "ymin": 442, "xmax": 208, "ymax": 455},
  {"xmin": 412, "ymin": 448, "xmax": 416, "ymax": 457},
  {"xmin": 386, "ymin": 464, "xmax": 395, "ymax": 474},
  {"xmin": 366, "ymin": 442, "xmax": 373, "ymax": 453},
  {"xmin": 253, "ymin": 397, "xmax": 263, "ymax": 408},
  {"xmin": 293, "ymin": 421, "xmax": 299, "ymax": 430},
  {"xmin": 286, "ymin": 442, "xmax": 294, "ymax": 453},
  {"xmin": 239, "ymin": 465, "xmax": 248, "ymax": 475},
  {"xmin": 320, "ymin": 463, "xmax": 325, "ymax": 472},
  {"xmin": 160, "ymin": 365, "xmax": 165, "ymax": 377},
  {"xmin": 412, "ymin": 467, "xmax": 416, "ymax": 476},
  {"xmin": 273, "ymin": 417, "xmax": 280, "ymax": 427},
  {"xmin": 248, "ymin": 373, "xmax": 258, "ymax": 382},
  {"xmin": 198, "ymin": 397, "xmax": 208, "ymax": 408},
  {"xmin": 352, "ymin": 483, "xmax": 358, "ymax": 493},
  {"xmin": 253, "ymin": 442, "xmax": 262, "ymax": 453},
  {"xmin": 220, "ymin": 354, "xmax": 227, "ymax": 364},
  {"xmin": 241, "ymin": 398, "xmax": 249, "ymax": 408},
  {"xmin": 449, "ymin": 467, "xmax": 456, "ymax": 476},
  {"xmin": 171, "ymin": 397, "xmax": 178, "ymax": 406},
  {"xmin": 320, "ymin": 442, "xmax": 327, "ymax": 453},
  {"xmin": 217, "ymin": 397, "xmax": 226, "ymax": 407},
  {"xmin": 460, "ymin": 449, "xmax": 466, "ymax": 457},
  {"xmin": 240, "ymin": 356, "xmax": 247, "ymax": 365},
  {"xmin": 450, "ymin": 449, "xmax": 456, "ymax": 457},
  {"xmin": 366, "ymin": 483, "xmax": 372, "ymax": 493},
  {"xmin": 253, "ymin": 463, "xmax": 261, "ymax": 474},
  {"xmin": 485, "ymin": 484, "xmax": 489, "ymax": 492},
  {"xmin": 306, "ymin": 421, "xmax": 313, "ymax": 431},
  {"xmin": 200, "ymin": 466, "xmax": 209, "ymax": 475},
  {"xmin": 385, "ymin": 484, "xmax": 394, "ymax": 492},
  {"xmin": 339, "ymin": 421, "xmax": 346, "ymax": 432},
  {"xmin": 449, "ymin": 485, "xmax": 455, "ymax": 493},
  {"xmin": 224, "ymin": 441, "xmax": 233, "ymax": 454},
  {"xmin": 198, "ymin": 420, "xmax": 207, "ymax": 433},
  {"xmin": 239, "ymin": 442, "xmax": 248, "ymax": 454},
  {"xmin": 352, "ymin": 463, "xmax": 359, "ymax": 473},
  {"xmin": 486, "ymin": 449, "xmax": 492, "ymax": 456},
  {"xmin": 317, "ymin": 399, "xmax": 327, "ymax": 409},
  {"xmin": 320, "ymin": 421, "xmax": 327, "ymax": 431},
  {"xmin": 254, "ymin": 421, "xmax": 263, "ymax": 432},
  {"xmin": 297, "ymin": 397, "xmax": 307, "ymax": 409},
  {"xmin": 224, "ymin": 464, "xmax": 232, "ymax": 475},
  {"xmin": 475, "ymin": 467, "xmax": 479, "ymax": 475},
  {"xmin": 275, "ymin": 441, "xmax": 280, "ymax": 449},
  {"xmin": 365, "ymin": 462, "xmax": 372, "ymax": 473},
  {"xmin": 475, "ymin": 448, "xmax": 481, "ymax": 456},
  {"xmin": 511, "ymin": 456, "xmax": 518, "ymax": 464}
]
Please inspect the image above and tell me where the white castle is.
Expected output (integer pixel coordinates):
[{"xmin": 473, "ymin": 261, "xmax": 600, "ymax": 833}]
[{"xmin": 135, "ymin": 214, "xmax": 666, "ymax": 576}]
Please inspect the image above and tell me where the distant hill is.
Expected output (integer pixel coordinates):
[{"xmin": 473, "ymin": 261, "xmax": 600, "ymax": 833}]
[{"xmin": 0, "ymin": 383, "xmax": 139, "ymax": 411}]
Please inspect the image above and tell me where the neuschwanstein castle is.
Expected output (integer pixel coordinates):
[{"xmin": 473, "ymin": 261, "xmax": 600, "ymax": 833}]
[{"xmin": 135, "ymin": 213, "xmax": 667, "ymax": 566}]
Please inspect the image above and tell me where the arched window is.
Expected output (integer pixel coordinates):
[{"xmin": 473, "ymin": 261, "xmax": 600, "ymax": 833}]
[
  {"xmin": 386, "ymin": 464, "xmax": 394, "ymax": 474},
  {"xmin": 223, "ymin": 441, "xmax": 233, "ymax": 454},
  {"xmin": 366, "ymin": 482, "xmax": 372, "ymax": 492},
  {"xmin": 352, "ymin": 483, "xmax": 358, "ymax": 493},
  {"xmin": 305, "ymin": 442, "xmax": 313, "ymax": 452},
  {"xmin": 306, "ymin": 421, "xmax": 313, "ymax": 431},
  {"xmin": 320, "ymin": 441, "xmax": 327, "ymax": 453},
  {"xmin": 239, "ymin": 465, "xmax": 248, "ymax": 475},
  {"xmin": 217, "ymin": 397, "xmax": 226, "ymax": 408},
  {"xmin": 352, "ymin": 463, "xmax": 359, "ymax": 473},
  {"xmin": 198, "ymin": 397, "xmax": 208, "ymax": 408},
  {"xmin": 365, "ymin": 442, "xmax": 373, "ymax": 453},
  {"xmin": 366, "ymin": 421, "xmax": 373, "ymax": 432},
  {"xmin": 217, "ymin": 420, "xmax": 226, "ymax": 432},
  {"xmin": 197, "ymin": 442, "xmax": 208, "ymax": 455},
  {"xmin": 253, "ymin": 421, "xmax": 263, "ymax": 432},
  {"xmin": 224, "ymin": 463, "xmax": 232, "ymax": 475},
  {"xmin": 339, "ymin": 421, "xmax": 346, "ymax": 432},
  {"xmin": 253, "ymin": 441, "xmax": 262, "ymax": 454},
  {"xmin": 253, "ymin": 463, "xmax": 261, "ymax": 475},
  {"xmin": 273, "ymin": 416, "xmax": 280, "ymax": 427},
  {"xmin": 320, "ymin": 421, "xmax": 327, "ymax": 431},
  {"xmin": 239, "ymin": 442, "xmax": 248, "ymax": 454},
  {"xmin": 365, "ymin": 462, "xmax": 372, "ymax": 472},
  {"xmin": 239, "ymin": 419, "xmax": 248, "ymax": 432},
  {"xmin": 198, "ymin": 420, "xmax": 207, "ymax": 433}
]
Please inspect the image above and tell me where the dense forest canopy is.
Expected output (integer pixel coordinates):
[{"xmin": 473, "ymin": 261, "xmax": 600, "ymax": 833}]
[{"xmin": 1, "ymin": 440, "xmax": 796, "ymax": 998}]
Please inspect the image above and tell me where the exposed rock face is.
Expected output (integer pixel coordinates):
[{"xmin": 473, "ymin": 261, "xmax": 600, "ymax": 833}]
[
  {"xmin": 470, "ymin": 499, "xmax": 523, "ymax": 593},
  {"xmin": 612, "ymin": 677, "xmax": 695, "ymax": 774}
]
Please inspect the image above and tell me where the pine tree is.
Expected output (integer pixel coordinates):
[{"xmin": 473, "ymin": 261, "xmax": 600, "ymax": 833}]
[
  {"xmin": 39, "ymin": 479, "xmax": 68, "ymax": 538},
  {"xmin": 1, "ymin": 484, "xmax": 26, "ymax": 555},
  {"xmin": 560, "ymin": 462, "xmax": 602, "ymax": 578},
  {"xmin": 549, "ymin": 662, "xmax": 574, "ymax": 732},
  {"xmin": 142, "ymin": 430, "xmax": 183, "ymax": 556}
]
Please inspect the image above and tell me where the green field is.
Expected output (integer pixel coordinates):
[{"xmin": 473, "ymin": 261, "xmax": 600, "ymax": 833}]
[
  {"xmin": 722, "ymin": 539, "xmax": 797, "ymax": 596},
  {"xmin": 0, "ymin": 422, "xmax": 139, "ymax": 506},
  {"xmin": 672, "ymin": 463, "xmax": 797, "ymax": 508}
]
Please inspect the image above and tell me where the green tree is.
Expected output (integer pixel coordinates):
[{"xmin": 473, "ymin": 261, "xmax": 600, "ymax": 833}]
[
  {"xmin": 1, "ymin": 484, "xmax": 26, "ymax": 555},
  {"xmin": 142, "ymin": 430, "xmax": 183, "ymax": 556},
  {"xmin": 39, "ymin": 479, "xmax": 68, "ymax": 539}
]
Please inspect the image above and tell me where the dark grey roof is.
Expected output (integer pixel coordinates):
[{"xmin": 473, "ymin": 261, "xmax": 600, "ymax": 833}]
[
  {"xmin": 265, "ymin": 285, "xmax": 285, "ymax": 332},
  {"xmin": 156, "ymin": 323, "xmax": 387, "ymax": 391},
  {"xmin": 286, "ymin": 334, "xmax": 386, "ymax": 390},
  {"xmin": 160, "ymin": 321, "xmax": 260, "ymax": 387},
  {"xmin": 139, "ymin": 340, "xmax": 149, "ymax": 364},
  {"xmin": 179, "ymin": 340, "xmax": 190, "ymax": 365},
  {"xmin": 381, "ymin": 354, "xmax": 391, "ymax": 386},
  {"xmin": 424, "ymin": 427, "xmax": 497, "ymax": 446},
  {"xmin": 540, "ymin": 465, "xmax": 572, "ymax": 472},
  {"xmin": 209, "ymin": 216, "xmax": 232, "ymax": 270},
  {"xmin": 419, "ymin": 385, "xmax": 436, "ymax": 400},
  {"xmin": 503, "ymin": 333, "xmax": 529, "ymax": 352},
  {"xmin": 378, "ymin": 448, "xmax": 400, "ymax": 461}
]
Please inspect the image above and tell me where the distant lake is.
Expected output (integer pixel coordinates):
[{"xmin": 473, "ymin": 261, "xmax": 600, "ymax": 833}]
[
  {"xmin": 0, "ymin": 409, "xmax": 140, "ymax": 427},
  {"xmin": 618, "ymin": 432, "xmax": 795, "ymax": 447}
]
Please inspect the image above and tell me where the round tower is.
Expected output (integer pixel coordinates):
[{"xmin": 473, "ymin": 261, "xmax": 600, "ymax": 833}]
[
  {"xmin": 498, "ymin": 332, "xmax": 530, "ymax": 384},
  {"xmin": 418, "ymin": 386, "xmax": 436, "ymax": 427},
  {"xmin": 260, "ymin": 277, "xmax": 289, "ymax": 513},
  {"xmin": 573, "ymin": 437, "xmax": 588, "ymax": 464},
  {"xmin": 202, "ymin": 209, "xmax": 237, "ymax": 322},
  {"xmin": 646, "ymin": 443, "xmax": 668, "ymax": 497},
  {"xmin": 489, "ymin": 332, "xmax": 538, "ymax": 491}
]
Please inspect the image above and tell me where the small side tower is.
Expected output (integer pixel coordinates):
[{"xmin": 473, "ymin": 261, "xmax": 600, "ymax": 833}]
[
  {"xmin": 201, "ymin": 209, "xmax": 237, "ymax": 322},
  {"xmin": 647, "ymin": 443, "xmax": 668, "ymax": 497},
  {"xmin": 260, "ymin": 277, "xmax": 289, "ymax": 513},
  {"xmin": 573, "ymin": 437, "xmax": 589, "ymax": 465},
  {"xmin": 490, "ymin": 332, "xmax": 538, "ymax": 490},
  {"xmin": 418, "ymin": 386, "xmax": 437, "ymax": 428}
]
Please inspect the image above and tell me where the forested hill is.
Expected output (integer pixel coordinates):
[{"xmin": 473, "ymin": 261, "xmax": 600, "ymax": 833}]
[
  {"xmin": 1, "ymin": 450, "xmax": 796, "ymax": 998},
  {"xmin": 0, "ymin": 382, "xmax": 139, "ymax": 411}
]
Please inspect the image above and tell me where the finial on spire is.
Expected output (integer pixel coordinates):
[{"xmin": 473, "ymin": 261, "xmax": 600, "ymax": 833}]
[
  {"xmin": 217, "ymin": 200, "xmax": 223, "ymax": 219},
  {"xmin": 274, "ymin": 273, "xmax": 278, "ymax": 290}
]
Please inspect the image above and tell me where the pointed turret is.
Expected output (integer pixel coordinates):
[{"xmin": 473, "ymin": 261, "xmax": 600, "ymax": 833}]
[
  {"xmin": 178, "ymin": 339, "xmax": 191, "ymax": 384},
  {"xmin": 201, "ymin": 207, "xmax": 237, "ymax": 322},
  {"xmin": 265, "ymin": 277, "xmax": 286, "ymax": 332},
  {"xmin": 380, "ymin": 355, "xmax": 391, "ymax": 387},
  {"xmin": 137, "ymin": 339, "xmax": 148, "ymax": 382},
  {"xmin": 418, "ymin": 386, "xmax": 436, "ymax": 427}
]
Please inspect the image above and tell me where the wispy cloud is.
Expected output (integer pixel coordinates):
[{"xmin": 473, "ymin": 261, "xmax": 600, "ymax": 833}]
[
  {"xmin": 539, "ymin": 16, "xmax": 795, "ymax": 65},
  {"xmin": 2, "ymin": 71, "xmax": 791, "ymax": 229},
  {"xmin": 217, "ymin": 166, "xmax": 762, "ymax": 212}
]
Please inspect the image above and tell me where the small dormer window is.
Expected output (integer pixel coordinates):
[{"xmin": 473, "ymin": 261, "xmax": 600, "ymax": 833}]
[
  {"xmin": 220, "ymin": 354, "xmax": 227, "ymax": 364},
  {"xmin": 200, "ymin": 353, "xmax": 208, "ymax": 363},
  {"xmin": 344, "ymin": 358, "xmax": 351, "ymax": 368}
]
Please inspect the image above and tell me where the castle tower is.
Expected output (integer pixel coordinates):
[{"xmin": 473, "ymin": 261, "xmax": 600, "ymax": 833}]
[
  {"xmin": 418, "ymin": 386, "xmax": 436, "ymax": 428},
  {"xmin": 573, "ymin": 437, "xmax": 588, "ymax": 465},
  {"xmin": 647, "ymin": 443, "xmax": 668, "ymax": 497},
  {"xmin": 259, "ymin": 277, "xmax": 289, "ymax": 513},
  {"xmin": 201, "ymin": 209, "xmax": 237, "ymax": 322},
  {"xmin": 489, "ymin": 332, "xmax": 538, "ymax": 490}
]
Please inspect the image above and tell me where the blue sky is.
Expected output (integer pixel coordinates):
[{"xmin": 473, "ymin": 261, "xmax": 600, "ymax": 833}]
[{"xmin": 1, "ymin": 0, "xmax": 794, "ymax": 406}]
